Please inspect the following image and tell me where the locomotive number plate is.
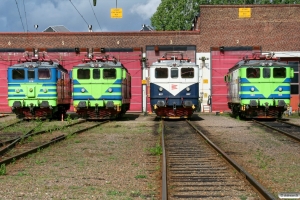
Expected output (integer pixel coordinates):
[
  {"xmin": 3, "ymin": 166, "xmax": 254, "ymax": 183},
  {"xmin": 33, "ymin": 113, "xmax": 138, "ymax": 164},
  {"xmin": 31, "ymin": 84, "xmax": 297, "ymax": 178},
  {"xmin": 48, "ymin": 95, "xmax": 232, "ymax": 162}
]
[
  {"xmin": 186, "ymin": 93, "xmax": 191, "ymax": 95},
  {"xmin": 159, "ymin": 93, "xmax": 163, "ymax": 95},
  {"xmin": 250, "ymin": 94, "xmax": 255, "ymax": 96},
  {"xmin": 278, "ymin": 94, "xmax": 282, "ymax": 96}
]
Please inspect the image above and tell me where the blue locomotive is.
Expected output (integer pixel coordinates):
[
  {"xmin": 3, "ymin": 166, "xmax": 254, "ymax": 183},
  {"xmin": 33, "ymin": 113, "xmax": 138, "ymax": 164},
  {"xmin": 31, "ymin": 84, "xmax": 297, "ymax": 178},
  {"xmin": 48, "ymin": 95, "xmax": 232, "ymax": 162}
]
[
  {"xmin": 149, "ymin": 52, "xmax": 199, "ymax": 119},
  {"xmin": 7, "ymin": 50, "xmax": 71, "ymax": 119}
]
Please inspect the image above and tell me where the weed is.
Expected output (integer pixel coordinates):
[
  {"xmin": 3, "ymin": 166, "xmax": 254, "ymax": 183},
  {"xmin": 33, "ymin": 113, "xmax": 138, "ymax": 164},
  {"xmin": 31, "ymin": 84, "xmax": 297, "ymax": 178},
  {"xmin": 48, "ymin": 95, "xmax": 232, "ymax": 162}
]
[
  {"xmin": 27, "ymin": 136, "xmax": 33, "ymax": 142},
  {"xmin": 17, "ymin": 171, "xmax": 28, "ymax": 176},
  {"xmin": 0, "ymin": 164, "xmax": 6, "ymax": 175},
  {"xmin": 107, "ymin": 190, "xmax": 125, "ymax": 196},
  {"xmin": 130, "ymin": 190, "xmax": 141, "ymax": 197},
  {"xmin": 35, "ymin": 158, "xmax": 47, "ymax": 165},
  {"xmin": 239, "ymin": 195, "xmax": 247, "ymax": 200},
  {"xmin": 254, "ymin": 149, "xmax": 272, "ymax": 169},
  {"xmin": 135, "ymin": 174, "xmax": 147, "ymax": 179},
  {"xmin": 147, "ymin": 143, "xmax": 162, "ymax": 156},
  {"xmin": 66, "ymin": 114, "xmax": 72, "ymax": 124}
]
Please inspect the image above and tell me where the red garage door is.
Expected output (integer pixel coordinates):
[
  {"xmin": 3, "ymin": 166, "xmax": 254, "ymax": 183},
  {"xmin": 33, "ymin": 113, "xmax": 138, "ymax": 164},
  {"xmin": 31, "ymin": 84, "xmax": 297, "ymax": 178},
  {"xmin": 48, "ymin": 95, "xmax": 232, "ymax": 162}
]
[{"xmin": 211, "ymin": 46, "xmax": 261, "ymax": 112}]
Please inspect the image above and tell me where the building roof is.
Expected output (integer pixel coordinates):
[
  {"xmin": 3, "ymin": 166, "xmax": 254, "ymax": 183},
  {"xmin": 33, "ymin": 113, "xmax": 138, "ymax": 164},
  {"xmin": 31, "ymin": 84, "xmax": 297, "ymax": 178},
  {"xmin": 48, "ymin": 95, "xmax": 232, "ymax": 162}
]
[
  {"xmin": 140, "ymin": 24, "xmax": 154, "ymax": 32},
  {"xmin": 43, "ymin": 25, "xmax": 70, "ymax": 32}
]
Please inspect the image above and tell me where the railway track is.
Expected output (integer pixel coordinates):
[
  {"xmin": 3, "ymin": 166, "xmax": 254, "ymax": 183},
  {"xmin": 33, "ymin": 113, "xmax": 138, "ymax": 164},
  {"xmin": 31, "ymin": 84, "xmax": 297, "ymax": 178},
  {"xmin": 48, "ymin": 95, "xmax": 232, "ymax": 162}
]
[
  {"xmin": 161, "ymin": 120, "xmax": 275, "ymax": 200},
  {"xmin": 0, "ymin": 120, "xmax": 109, "ymax": 166},
  {"xmin": 253, "ymin": 119, "xmax": 300, "ymax": 142}
]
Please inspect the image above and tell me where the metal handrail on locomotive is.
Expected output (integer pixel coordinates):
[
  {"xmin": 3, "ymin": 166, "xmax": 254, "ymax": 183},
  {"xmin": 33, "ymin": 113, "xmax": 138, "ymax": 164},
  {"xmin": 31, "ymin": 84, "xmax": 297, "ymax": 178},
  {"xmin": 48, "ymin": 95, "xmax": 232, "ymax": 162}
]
[
  {"xmin": 149, "ymin": 52, "xmax": 199, "ymax": 119},
  {"xmin": 8, "ymin": 50, "xmax": 71, "ymax": 119},
  {"xmin": 224, "ymin": 53, "xmax": 294, "ymax": 119},
  {"xmin": 71, "ymin": 53, "xmax": 131, "ymax": 119}
]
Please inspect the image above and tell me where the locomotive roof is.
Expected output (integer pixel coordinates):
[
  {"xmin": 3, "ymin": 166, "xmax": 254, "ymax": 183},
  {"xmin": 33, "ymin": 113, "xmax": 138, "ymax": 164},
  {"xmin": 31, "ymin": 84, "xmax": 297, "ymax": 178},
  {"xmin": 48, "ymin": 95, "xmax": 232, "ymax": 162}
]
[
  {"xmin": 8, "ymin": 61, "xmax": 68, "ymax": 73},
  {"xmin": 73, "ymin": 61, "xmax": 124, "ymax": 68},
  {"xmin": 228, "ymin": 60, "xmax": 289, "ymax": 72},
  {"xmin": 151, "ymin": 60, "xmax": 197, "ymax": 67}
]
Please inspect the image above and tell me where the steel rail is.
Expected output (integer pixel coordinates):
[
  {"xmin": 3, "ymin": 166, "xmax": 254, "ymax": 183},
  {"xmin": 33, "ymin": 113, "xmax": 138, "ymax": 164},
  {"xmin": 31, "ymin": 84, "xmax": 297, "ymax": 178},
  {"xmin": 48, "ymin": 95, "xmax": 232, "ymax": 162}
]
[
  {"xmin": 161, "ymin": 120, "xmax": 167, "ymax": 200},
  {"xmin": 0, "ymin": 119, "xmax": 22, "ymax": 131},
  {"xmin": 0, "ymin": 119, "xmax": 86, "ymax": 148},
  {"xmin": 253, "ymin": 119, "xmax": 300, "ymax": 143},
  {"xmin": 0, "ymin": 121, "xmax": 43, "ymax": 156},
  {"xmin": 0, "ymin": 120, "xmax": 109, "ymax": 166},
  {"xmin": 186, "ymin": 120, "xmax": 276, "ymax": 200}
]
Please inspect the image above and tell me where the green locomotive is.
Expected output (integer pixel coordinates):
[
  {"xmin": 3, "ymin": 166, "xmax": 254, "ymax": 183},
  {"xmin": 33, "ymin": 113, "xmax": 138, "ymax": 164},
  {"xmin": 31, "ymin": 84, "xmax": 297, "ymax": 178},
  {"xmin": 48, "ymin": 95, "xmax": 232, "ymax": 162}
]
[
  {"xmin": 224, "ymin": 54, "xmax": 294, "ymax": 119},
  {"xmin": 72, "ymin": 55, "xmax": 131, "ymax": 119}
]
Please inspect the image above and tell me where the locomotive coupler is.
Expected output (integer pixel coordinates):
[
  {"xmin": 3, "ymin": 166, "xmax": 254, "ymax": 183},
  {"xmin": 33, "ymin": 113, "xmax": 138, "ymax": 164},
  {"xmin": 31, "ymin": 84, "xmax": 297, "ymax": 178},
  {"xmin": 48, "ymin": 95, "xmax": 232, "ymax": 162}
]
[
  {"xmin": 30, "ymin": 103, "xmax": 34, "ymax": 114},
  {"xmin": 95, "ymin": 103, "xmax": 99, "ymax": 112},
  {"xmin": 173, "ymin": 103, "xmax": 176, "ymax": 111}
]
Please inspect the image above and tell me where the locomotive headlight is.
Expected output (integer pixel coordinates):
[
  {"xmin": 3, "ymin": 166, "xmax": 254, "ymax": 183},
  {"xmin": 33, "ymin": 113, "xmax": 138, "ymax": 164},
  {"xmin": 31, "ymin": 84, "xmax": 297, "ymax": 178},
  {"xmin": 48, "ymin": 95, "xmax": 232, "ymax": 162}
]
[
  {"xmin": 81, "ymin": 88, "xmax": 85, "ymax": 93},
  {"xmin": 279, "ymin": 87, "xmax": 283, "ymax": 92},
  {"xmin": 159, "ymin": 87, "xmax": 163, "ymax": 92},
  {"xmin": 43, "ymin": 88, "xmax": 48, "ymax": 93},
  {"xmin": 108, "ymin": 88, "xmax": 113, "ymax": 93},
  {"xmin": 15, "ymin": 89, "xmax": 20, "ymax": 93},
  {"xmin": 186, "ymin": 87, "xmax": 190, "ymax": 92},
  {"xmin": 251, "ymin": 87, "xmax": 255, "ymax": 92}
]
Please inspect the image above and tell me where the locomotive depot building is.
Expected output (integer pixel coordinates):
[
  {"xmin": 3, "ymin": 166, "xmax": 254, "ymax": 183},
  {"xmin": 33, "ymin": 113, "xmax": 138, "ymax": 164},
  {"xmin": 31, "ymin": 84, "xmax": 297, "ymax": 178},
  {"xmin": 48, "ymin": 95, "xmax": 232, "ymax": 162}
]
[{"xmin": 0, "ymin": 4, "xmax": 299, "ymax": 114}]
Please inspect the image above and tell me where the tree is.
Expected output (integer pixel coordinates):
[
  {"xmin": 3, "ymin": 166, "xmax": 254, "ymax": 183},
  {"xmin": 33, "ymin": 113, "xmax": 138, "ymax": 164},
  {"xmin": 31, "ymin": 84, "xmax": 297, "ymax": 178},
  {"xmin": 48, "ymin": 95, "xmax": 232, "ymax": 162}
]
[
  {"xmin": 151, "ymin": 0, "xmax": 201, "ymax": 31},
  {"xmin": 150, "ymin": 0, "xmax": 300, "ymax": 31}
]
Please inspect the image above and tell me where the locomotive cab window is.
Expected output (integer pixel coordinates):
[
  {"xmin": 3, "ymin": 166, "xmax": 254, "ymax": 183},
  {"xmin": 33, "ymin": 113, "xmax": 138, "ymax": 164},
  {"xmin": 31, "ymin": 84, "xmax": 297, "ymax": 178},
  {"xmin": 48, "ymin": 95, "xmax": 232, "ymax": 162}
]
[
  {"xmin": 247, "ymin": 68, "xmax": 260, "ymax": 78},
  {"xmin": 28, "ymin": 69, "xmax": 35, "ymax": 79},
  {"xmin": 171, "ymin": 68, "xmax": 178, "ymax": 78},
  {"xmin": 38, "ymin": 69, "xmax": 51, "ymax": 79},
  {"xmin": 93, "ymin": 69, "xmax": 100, "ymax": 79},
  {"xmin": 12, "ymin": 69, "xmax": 25, "ymax": 80},
  {"xmin": 103, "ymin": 69, "xmax": 116, "ymax": 79},
  {"xmin": 263, "ymin": 68, "xmax": 270, "ymax": 78},
  {"xmin": 155, "ymin": 68, "xmax": 168, "ymax": 78},
  {"xmin": 181, "ymin": 68, "xmax": 194, "ymax": 78},
  {"xmin": 77, "ymin": 69, "xmax": 90, "ymax": 79},
  {"xmin": 273, "ymin": 68, "xmax": 286, "ymax": 78}
]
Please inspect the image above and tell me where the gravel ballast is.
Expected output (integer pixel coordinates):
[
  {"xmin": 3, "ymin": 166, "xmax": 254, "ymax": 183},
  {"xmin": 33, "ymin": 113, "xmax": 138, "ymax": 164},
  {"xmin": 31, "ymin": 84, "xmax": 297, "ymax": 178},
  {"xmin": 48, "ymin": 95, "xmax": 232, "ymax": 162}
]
[{"xmin": 0, "ymin": 113, "xmax": 299, "ymax": 199}]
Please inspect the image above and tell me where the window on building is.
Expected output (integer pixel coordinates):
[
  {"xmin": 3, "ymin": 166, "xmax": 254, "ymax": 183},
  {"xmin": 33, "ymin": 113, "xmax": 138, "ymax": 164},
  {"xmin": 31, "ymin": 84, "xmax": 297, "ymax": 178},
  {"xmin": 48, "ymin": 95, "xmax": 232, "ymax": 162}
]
[
  {"xmin": 78, "ymin": 69, "xmax": 90, "ymax": 79},
  {"xmin": 12, "ymin": 69, "xmax": 25, "ymax": 80},
  {"xmin": 155, "ymin": 68, "xmax": 168, "ymax": 78},
  {"xmin": 103, "ymin": 69, "xmax": 116, "ymax": 79},
  {"xmin": 246, "ymin": 68, "xmax": 260, "ymax": 78},
  {"xmin": 181, "ymin": 68, "xmax": 194, "ymax": 78},
  {"xmin": 291, "ymin": 85, "xmax": 299, "ymax": 94}
]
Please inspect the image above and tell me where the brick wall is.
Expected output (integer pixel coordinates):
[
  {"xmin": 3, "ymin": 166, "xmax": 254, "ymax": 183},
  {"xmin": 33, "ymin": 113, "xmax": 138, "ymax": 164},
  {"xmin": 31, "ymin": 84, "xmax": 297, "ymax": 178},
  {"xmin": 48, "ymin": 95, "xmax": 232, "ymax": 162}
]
[{"xmin": 0, "ymin": 5, "xmax": 299, "ymax": 52}]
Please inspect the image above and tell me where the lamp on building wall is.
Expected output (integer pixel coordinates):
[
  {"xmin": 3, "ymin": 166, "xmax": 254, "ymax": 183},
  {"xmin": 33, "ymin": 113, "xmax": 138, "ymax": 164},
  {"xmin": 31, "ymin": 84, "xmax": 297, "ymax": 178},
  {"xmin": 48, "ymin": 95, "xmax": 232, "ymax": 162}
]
[
  {"xmin": 219, "ymin": 46, "xmax": 225, "ymax": 53},
  {"xmin": 34, "ymin": 25, "xmax": 38, "ymax": 32}
]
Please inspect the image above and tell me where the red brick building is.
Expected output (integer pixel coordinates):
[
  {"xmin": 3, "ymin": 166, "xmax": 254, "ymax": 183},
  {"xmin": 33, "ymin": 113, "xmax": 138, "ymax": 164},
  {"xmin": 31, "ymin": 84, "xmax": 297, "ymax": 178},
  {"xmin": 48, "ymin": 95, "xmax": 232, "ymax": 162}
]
[{"xmin": 0, "ymin": 5, "xmax": 299, "ymax": 113}]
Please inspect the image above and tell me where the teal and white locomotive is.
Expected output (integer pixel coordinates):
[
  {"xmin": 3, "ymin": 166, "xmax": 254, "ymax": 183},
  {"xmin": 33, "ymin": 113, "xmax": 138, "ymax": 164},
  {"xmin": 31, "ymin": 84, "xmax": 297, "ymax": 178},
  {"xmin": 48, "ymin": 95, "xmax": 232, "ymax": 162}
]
[{"xmin": 224, "ymin": 53, "xmax": 294, "ymax": 119}]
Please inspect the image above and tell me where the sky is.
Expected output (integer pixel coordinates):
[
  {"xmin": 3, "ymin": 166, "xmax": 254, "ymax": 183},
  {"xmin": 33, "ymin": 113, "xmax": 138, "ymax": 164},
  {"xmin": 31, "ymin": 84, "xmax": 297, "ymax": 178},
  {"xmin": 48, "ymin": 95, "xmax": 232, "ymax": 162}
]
[{"xmin": 0, "ymin": 0, "xmax": 161, "ymax": 32}]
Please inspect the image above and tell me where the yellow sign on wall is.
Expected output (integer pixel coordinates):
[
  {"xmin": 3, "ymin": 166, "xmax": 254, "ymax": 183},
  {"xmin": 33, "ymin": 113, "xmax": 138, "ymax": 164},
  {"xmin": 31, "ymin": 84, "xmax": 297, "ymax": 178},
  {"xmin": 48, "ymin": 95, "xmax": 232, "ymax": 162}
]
[
  {"xmin": 239, "ymin": 8, "xmax": 251, "ymax": 18},
  {"xmin": 111, "ymin": 8, "xmax": 122, "ymax": 18}
]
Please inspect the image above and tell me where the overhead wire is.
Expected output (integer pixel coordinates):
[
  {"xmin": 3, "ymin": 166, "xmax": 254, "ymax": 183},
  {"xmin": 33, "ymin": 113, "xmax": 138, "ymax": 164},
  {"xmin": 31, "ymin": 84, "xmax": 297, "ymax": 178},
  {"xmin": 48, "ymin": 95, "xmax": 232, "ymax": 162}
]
[
  {"xmin": 89, "ymin": 0, "xmax": 102, "ymax": 31},
  {"xmin": 69, "ymin": 0, "xmax": 89, "ymax": 27},
  {"xmin": 14, "ymin": 0, "xmax": 25, "ymax": 32},
  {"xmin": 22, "ymin": 0, "xmax": 29, "ymax": 32}
]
